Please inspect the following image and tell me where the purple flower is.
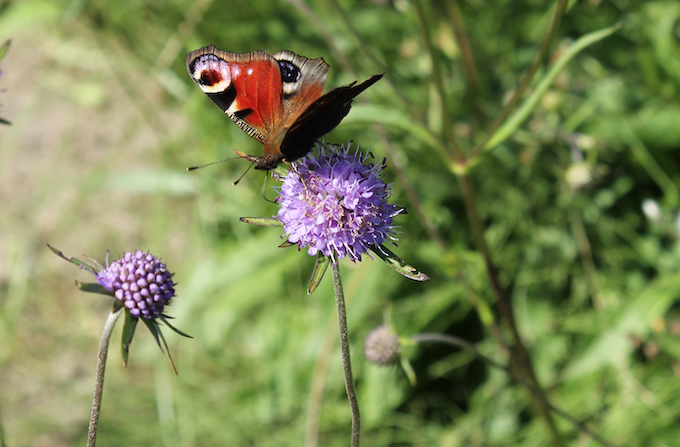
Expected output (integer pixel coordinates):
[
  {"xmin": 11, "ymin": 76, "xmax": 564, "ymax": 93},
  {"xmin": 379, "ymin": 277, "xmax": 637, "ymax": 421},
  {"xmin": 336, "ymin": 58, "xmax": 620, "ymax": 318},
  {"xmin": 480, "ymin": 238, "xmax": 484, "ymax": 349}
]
[
  {"xmin": 96, "ymin": 251, "xmax": 175, "ymax": 320},
  {"xmin": 277, "ymin": 143, "xmax": 402, "ymax": 262}
]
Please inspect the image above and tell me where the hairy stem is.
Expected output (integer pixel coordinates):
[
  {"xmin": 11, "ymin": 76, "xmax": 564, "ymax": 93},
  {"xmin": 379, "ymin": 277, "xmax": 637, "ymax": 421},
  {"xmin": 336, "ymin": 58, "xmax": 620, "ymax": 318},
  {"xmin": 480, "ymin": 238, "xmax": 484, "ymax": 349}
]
[
  {"xmin": 88, "ymin": 308, "xmax": 123, "ymax": 447},
  {"xmin": 331, "ymin": 263, "xmax": 360, "ymax": 446}
]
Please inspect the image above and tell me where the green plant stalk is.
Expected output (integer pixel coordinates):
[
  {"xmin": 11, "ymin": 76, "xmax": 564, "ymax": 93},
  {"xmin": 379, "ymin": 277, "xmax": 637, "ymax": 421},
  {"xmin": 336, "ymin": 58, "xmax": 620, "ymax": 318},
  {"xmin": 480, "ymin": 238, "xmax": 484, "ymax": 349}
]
[
  {"xmin": 624, "ymin": 130, "xmax": 680, "ymax": 207},
  {"xmin": 480, "ymin": 23, "xmax": 621, "ymax": 156},
  {"xmin": 87, "ymin": 308, "xmax": 123, "ymax": 447},
  {"xmin": 466, "ymin": 0, "xmax": 570, "ymax": 163},
  {"xmin": 445, "ymin": 1, "xmax": 480, "ymax": 100},
  {"xmin": 410, "ymin": 334, "xmax": 617, "ymax": 447},
  {"xmin": 331, "ymin": 263, "xmax": 360, "ymax": 447},
  {"xmin": 412, "ymin": 0, "xmax": 463, "ymax": 162},
  {"xmin": 458, "ymin": 174, "xmax": 563, "ymax": 445},
  {"xmin": 570, "ymin": 208, "xmax": 607, "ymax": 313},
  {"xmin": 326, "ymin": 0, "xmax": 451, "ymax": 161}
]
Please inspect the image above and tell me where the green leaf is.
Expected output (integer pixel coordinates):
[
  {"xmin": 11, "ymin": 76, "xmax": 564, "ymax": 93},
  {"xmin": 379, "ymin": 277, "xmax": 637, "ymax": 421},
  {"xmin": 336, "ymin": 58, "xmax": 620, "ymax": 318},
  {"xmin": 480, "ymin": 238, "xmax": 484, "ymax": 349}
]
[
  {"xmin": 46, "ymin": 244, "xmax": 99, "ymax": 276},
  {"xmin": 345, "ymin": 104, "xmax": 447, "ymax": 155},
  {"xmin": 239, "ymin": 216, "xmax": 283, "ymax": 227},
  {"xmin": 483, "ymin": 23, "xmax": 621, "ymax": 153},
  {"xmin": 0, "ymin": 40, "xmax": 9, "ymax": 62},
  {"xmin": 75, "ymin": 281, "xmax": 114, "ymax": 297},
  {"xmin": 0, "ymin": 117, "xmax": 11, "ymax": 125},
  {"xmin": 143, "ymin": 319, "xmax": 177, "ymax": 374},
  {"xmin": 159, "ymin": 315, "xmax": 192, "ymax": 338},
  {"xmin": 100, "ymin": 170, "xmax": 197, "ymax": 196},
  {"xmin": 564, "ymin": 271, "xmax": 680, "ymax": 378},
  {"xmin": 307, "ymin": 253, "xmax": 330, "ymax": 294},
  {"xmin": 632, "ymin": 104, "xmax": 680, "ymax": 149},
  {"xmin": 121, "ymin": 311, "xmax": 138, "ymax": 367},
  {"xmin": 370, "ymin": 245, "xmax": 429, "ymax": 281}
]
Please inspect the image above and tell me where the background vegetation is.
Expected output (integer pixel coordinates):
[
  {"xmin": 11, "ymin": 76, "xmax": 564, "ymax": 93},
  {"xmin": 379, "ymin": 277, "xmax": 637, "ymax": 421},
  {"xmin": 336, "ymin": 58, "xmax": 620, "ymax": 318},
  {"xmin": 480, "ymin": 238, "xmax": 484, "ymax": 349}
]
[{"xmin": 1, "ymin": 0, "xmax": 679, "ymax": 446}]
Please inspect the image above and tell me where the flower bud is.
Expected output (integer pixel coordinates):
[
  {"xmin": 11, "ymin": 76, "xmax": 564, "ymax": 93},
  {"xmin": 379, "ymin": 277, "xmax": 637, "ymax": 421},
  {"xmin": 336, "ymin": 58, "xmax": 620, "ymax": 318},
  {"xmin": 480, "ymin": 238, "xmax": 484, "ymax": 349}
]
[{"xmin": 364, "ymin": 325, "xmax": 400, "ymax": 365}]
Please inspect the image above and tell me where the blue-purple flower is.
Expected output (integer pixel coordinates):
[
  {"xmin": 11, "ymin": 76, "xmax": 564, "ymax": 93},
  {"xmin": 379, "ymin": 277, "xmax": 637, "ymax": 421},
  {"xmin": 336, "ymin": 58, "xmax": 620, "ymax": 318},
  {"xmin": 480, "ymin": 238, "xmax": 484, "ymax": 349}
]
[
  {"xmin": 239, "ymin": 143, "xmax": 428, "ymax": 291},
  {"xmin": 48, "ymin": 244, "xmax": 190, "ymax": 369},
  {"xmin": 277, "ymin": 143, "xmax": 402, "ymax": 262},
  {"xmin": 96, "ymin": 251, "xmax": 175, "ymax": 320}
]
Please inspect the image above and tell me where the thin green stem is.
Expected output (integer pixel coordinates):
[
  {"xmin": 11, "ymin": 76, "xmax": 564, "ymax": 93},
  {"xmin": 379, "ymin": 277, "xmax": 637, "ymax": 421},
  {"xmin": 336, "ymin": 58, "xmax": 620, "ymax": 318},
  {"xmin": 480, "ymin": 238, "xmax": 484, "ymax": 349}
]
[
  {"xmin": 412, "ymin": 0, "xmax": 464, "ymax": 162},
  {"xmin": 467, "ymin": 0, "xmax": 570, "ymax": 162},
  {"xmin": 411, "ymin": 334, "xmax": 618, "ymax": 447},
  {"xmin": 327, "ymin": 0, "xmax": 451, "ymax": 161},
  {"xmin": 570, "ymin": 208, "xmax": 606, "ymax": 313},
  {"xmin": 331, "ymin": 263, "xmax": 360, "ymax": 447},
  {"xmin": 444, "ymin": 0, "xmax": 481, "ymax": 105},
  {"xmin": 87, "ymin": 308, "xmax": 123, "ymax": 447},
  {"xmin": 458, "ymin": 175, "xmax": 563, "ymax": 445}
]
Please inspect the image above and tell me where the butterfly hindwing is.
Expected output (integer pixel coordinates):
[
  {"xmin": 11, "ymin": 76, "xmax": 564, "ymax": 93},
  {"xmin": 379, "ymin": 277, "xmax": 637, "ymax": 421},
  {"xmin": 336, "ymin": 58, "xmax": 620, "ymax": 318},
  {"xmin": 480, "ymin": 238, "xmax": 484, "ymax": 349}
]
[{"xmin": 279, "ymin": 74, "xmax": 384, "ymax": 162}]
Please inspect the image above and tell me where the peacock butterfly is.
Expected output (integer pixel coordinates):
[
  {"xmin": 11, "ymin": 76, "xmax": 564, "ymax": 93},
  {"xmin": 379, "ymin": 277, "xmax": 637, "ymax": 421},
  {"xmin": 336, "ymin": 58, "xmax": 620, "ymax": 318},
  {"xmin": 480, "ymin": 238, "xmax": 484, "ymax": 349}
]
[{"xmin": 186, "ymin": 45, "xmax": 383, "ymax": 170}]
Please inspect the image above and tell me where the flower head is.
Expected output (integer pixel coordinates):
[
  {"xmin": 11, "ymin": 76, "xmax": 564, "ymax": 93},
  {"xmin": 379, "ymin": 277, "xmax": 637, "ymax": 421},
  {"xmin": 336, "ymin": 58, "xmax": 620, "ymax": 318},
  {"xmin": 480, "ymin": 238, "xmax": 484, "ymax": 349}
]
[
  {"xmin": 277, "ymin": 143, "xmax": 402, "ymax": 262},
  {"xmin": 97, "ymin": 251, "xmax": 175, "ymax": 320},
  {"xmin": 48, "ymin": 244, "xmax": 190, "ymax": 370},
  {"xmin": 364, "ymin": 325, "xmax": 400, "ymax": 365}
]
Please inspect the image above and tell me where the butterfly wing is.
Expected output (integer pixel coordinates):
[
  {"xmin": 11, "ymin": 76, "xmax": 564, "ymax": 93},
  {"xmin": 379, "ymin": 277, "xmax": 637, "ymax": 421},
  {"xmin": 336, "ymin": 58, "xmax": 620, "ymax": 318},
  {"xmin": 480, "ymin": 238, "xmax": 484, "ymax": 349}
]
[
  {"xmin": 187, "ymin": 46, "xmax": 379, "ymax": 171},
  {"xmin": 277, "ymin": 74, "xmax": 384, "ymax": 164},
  {"xmin": 186, "ymin": 46, "xmax": 285, "ymax": 143},
  {"xmin": 187, "ymin": 47, "xmax": 330, "ymax": 148}
]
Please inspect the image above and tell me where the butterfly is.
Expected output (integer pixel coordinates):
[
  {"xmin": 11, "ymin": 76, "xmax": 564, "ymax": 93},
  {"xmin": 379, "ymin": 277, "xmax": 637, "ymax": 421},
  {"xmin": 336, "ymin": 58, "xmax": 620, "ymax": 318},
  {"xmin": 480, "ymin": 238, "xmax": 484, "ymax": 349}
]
[{"xmin": 186, "ymin": 45, "xmax": 383, "ymax": 170}]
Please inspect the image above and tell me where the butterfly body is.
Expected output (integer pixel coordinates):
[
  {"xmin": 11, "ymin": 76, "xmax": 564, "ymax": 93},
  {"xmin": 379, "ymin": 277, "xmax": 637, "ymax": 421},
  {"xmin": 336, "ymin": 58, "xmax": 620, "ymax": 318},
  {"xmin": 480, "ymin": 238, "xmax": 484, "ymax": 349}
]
[{"xmin": 187, "ymin": 45, "xmax": 382, "ymax": 170}]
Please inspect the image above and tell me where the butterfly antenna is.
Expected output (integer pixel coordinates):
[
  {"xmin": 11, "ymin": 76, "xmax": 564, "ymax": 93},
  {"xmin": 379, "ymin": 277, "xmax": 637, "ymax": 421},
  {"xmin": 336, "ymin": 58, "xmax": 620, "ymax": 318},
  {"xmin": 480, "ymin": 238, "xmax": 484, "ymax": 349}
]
[
  {"xmin": 233, "ymin": 163, "xmax": 254, "ymax": 186},
  {"xmin": 186, "ymin": 156, "xmax": 242, "ymax": 172}
]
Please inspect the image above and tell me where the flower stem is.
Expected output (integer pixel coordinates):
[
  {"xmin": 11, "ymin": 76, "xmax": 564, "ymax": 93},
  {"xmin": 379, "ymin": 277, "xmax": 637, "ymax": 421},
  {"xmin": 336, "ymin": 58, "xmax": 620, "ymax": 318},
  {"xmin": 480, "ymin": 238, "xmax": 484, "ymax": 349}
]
[
  {"xmin": 458, "ymin": 175, "xmax": 563, "ymax": 445},
  {"xmin": 331, "ymin": 263, "xmax": 360, "ymax": 447},
  {"xmin": 87, "ymin": 308, "xmax": 123, "ymax": 447},
  {"xmin": 466, "ymin": 0, "xmax": 570, "ymax": 162}
]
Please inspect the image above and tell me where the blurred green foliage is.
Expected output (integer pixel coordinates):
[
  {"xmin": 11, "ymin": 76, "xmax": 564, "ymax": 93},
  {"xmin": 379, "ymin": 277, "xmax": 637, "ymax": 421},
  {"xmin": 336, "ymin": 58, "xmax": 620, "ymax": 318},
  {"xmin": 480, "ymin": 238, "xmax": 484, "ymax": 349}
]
[{"xmin": 1, "ymin": 0, "xmax": 680, "ymax": 446}]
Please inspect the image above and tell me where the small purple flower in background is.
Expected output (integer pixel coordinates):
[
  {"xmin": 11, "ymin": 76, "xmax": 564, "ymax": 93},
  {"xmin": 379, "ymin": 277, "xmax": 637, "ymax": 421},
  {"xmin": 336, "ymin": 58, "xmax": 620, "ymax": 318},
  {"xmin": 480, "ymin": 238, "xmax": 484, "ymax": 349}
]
[
  {"xmin": 48, "ymin": 244, "xmax": 190, "ymax": 369},
  {"xmin": 364, "ymin": 325, "xmax": 400, "ymax": 366},
  {"xmin": 49, "ymin": 245, "xmax": 191, "ymax": 444},
  {"xmin": 97, "ymin": 251, "xmax": 175, "ymax": 320},
  {"xmin": 277, "ymin": 143, "xmax": 402, "ymax": 263}
]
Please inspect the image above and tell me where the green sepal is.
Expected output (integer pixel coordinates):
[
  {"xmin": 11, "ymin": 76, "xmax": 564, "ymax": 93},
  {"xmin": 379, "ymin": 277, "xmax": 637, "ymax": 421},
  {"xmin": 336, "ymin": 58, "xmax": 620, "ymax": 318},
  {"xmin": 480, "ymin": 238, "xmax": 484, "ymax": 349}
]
[
  {"xmin": 307, "ymin": 253, "xmax": 330, "ymax": 294},
  {"xmin": 371, "ymin": 244, "xmax": 429, "ymax": 282},
  {"xmin": 47, "ymin": 244, "xmax": 99, "ymax": 275},
  {"xmin": 75, "ymin": 281, "xmax": 114, "ymax": 297},
  {"xmin": 0, "ymin": 117, "xmax": 10, "ymax": 125},
  {"xmin": 121, "ymin": 310, "xmax": 138, "ymax": 367},
  {"xmin": 279, "ymin": 239, "xmax": 295, "ymax": 248},
  {"xmin": 143, "ymin": 318, "xmax": 178, "ymax": 374},
  {"xmin": 112, "ymin": 300, "xmax": 124, "ymax": 313},
  {"xmin": 0, "ymin": 39, "xmax": 10, "ymax": 62},
  {"xmin": 400, "ymin": 355, "xmax": 417, "ymax": 386},
  {"xmin": 238, "ymin": 217, "xmax": 283, "ymax": 227},
  {"xmin": 159, "ymin": 315, "xmax": 193, "ymax": 339}
]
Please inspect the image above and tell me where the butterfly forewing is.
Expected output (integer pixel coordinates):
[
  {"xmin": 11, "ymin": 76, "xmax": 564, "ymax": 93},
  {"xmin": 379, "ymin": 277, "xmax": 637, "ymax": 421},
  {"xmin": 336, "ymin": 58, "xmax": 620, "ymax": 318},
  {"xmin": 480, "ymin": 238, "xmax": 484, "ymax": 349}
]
[
  {"xmin": 272, "ymin": 51, "xmax": 329, "ymax": 118},
  {"xmin": 186, "ymin": 46, "xmax": 285, "ymax": 143}
]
